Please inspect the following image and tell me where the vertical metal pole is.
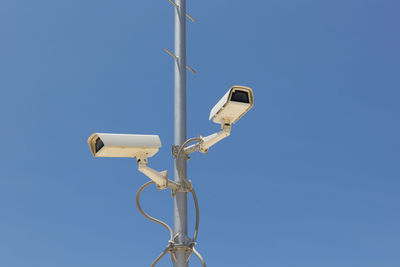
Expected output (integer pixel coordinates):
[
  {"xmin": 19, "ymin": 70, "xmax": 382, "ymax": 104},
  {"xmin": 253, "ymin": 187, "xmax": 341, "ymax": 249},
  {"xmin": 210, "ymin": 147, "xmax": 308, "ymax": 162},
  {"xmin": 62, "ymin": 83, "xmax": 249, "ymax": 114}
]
[{"xmin": 173, "ymin": 0, "xmax": 188, "ymax": 267}]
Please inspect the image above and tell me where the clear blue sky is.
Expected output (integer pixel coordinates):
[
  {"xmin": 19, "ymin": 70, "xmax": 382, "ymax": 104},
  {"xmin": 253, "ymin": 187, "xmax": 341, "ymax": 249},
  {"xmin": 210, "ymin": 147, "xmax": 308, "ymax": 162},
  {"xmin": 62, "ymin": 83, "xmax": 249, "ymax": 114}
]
[{"xmin": 1, "ymin": 0, "xmax": 399, "ymax": 266}]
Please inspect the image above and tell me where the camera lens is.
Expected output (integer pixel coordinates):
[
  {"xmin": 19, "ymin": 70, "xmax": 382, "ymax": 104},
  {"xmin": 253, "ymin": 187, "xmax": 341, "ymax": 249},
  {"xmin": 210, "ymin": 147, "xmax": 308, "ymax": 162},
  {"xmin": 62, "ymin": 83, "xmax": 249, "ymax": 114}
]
[
  {"xmin": 230, "ymin": 90, "xmax": 249, "ymax": 103},
  {"xmin": 95, "ymin": 138, "xmax": 104, "ymax": 153}
]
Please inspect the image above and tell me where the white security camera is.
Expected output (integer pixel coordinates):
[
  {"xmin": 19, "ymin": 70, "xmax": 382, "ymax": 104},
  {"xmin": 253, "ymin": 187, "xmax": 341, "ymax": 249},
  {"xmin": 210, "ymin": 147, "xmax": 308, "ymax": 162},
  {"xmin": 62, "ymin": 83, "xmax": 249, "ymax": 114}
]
[
  {"xmin": 88, "ymin": 133, "xmax": 162, "ymax": 158},
  {"xmin": 209, "ymin": 85, "xmax": 254, "ymax": 125},
  {"xmin": 185, "ymin": 85, "xmax": 254, "ymax": 154},
  {"xmin": 88, "ymin": 133, "xmax": 178, "ymax": 190}
]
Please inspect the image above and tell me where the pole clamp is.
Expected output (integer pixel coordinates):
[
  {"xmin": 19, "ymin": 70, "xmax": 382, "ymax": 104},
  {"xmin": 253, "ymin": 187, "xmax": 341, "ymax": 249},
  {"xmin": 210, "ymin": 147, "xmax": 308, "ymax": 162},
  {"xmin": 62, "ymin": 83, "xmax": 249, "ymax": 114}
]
[
  {"xmin": 172, "ymin": 181, "xmax": 192, "ymax": 194},
  {"xmin": 172, "ymin": 145, "xmax": 190, "ymax": 159}
]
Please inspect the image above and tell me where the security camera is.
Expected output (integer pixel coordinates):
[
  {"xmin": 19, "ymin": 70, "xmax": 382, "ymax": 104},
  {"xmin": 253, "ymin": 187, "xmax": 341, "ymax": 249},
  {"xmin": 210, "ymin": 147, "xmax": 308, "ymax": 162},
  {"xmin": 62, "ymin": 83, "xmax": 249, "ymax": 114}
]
[
  {"xmin": 88, "ymin": 133, "xmax": 179, "ymax": 190},
  {"xmin": 184, "ymin": 85, "xmax": 254, "ymax": 155},
  {"xmin": 209, "ymin": 85, "xmax": 254, "ymax": 125},
  {"xmin": 88, "ymin": 133, "xmax": 162, "ymax": 158}
]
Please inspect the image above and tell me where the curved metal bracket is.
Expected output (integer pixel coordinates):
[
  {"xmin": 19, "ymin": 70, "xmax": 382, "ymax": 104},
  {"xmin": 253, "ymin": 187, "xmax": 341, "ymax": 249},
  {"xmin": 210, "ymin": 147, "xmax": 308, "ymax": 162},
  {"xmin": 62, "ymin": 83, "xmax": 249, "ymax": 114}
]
[
  {"xmin": 136, "ymin": 181, "xmax": 174, "ymax": 241},
  {"xmin": 192, "ymin": 247, "xmax": 207, "ymax": 267},
  {"xmin": 150, "ymin": 246, "xmax": 171, "ymax": 267}
]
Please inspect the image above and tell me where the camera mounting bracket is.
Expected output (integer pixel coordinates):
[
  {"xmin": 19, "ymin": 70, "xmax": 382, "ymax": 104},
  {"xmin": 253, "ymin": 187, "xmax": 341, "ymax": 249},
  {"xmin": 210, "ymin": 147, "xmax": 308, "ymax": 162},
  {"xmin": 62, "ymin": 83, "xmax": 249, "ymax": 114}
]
[{"xmin": 136, "ymin": 155, "xmax": 179, "ymax": 191}]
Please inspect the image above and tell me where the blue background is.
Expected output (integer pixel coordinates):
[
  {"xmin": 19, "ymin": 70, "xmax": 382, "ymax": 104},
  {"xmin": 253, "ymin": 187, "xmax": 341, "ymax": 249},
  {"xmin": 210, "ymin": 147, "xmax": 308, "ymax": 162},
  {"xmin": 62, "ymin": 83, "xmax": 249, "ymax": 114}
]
[{"xmin": 1, "ymin": 0, "xmax": 399, "ymax": 266}]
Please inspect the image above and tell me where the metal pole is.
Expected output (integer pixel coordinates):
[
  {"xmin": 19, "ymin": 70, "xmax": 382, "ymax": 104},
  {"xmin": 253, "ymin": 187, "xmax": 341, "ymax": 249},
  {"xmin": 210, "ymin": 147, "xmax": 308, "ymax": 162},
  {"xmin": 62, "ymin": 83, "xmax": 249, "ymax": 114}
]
[{"xmin": 173, "ymin": 0, "xmax": 188, "ymax": 267}]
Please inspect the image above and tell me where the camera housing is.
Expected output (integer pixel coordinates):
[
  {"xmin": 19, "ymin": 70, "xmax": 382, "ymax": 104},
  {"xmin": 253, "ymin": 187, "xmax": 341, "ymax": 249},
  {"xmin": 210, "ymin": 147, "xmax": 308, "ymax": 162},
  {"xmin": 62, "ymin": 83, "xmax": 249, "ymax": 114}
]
[
  {"xmin": 209, "ymin": 85, "xmax": 254, "ymax": 125},
  {"xmin": 88, "ymin": 133, "xmax": 161, "ymax": 158},
  {"xmin": 184, "ymin": 85, "xmax": 254, "ymax": 155}
]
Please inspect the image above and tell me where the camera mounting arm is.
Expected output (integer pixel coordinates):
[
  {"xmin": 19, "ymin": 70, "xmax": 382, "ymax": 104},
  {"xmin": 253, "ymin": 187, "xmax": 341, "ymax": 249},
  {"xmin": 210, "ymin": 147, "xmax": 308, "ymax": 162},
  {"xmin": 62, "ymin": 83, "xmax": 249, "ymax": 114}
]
[
  {"xmin": 184, "ymin": 123, "xmax": 231, "ymax": 155},
  {"xmin": 136, "ymin": 155, "xmax": 179, "ymax": 191}
]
